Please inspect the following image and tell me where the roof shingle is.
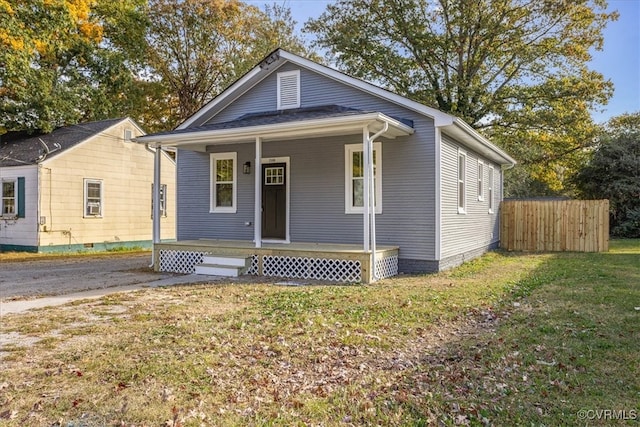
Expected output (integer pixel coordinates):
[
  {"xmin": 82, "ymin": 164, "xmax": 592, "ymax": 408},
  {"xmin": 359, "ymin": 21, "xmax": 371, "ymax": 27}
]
[
  {"xmin": 0, "ymin": 118, "xmax": 126, "ymax": 167},
  {"xmin": 143, "ymin": 105, "xmax": 413, "ymax": 139}
]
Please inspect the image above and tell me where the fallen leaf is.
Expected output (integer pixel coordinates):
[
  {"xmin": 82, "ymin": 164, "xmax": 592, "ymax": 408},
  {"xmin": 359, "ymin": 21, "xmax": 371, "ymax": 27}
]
[{"xmin": 0, "ymin": 409, "xmax": 17, "ymax": 420}]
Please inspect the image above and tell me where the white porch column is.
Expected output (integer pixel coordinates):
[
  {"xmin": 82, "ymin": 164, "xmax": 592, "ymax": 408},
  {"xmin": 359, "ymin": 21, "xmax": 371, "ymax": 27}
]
[
  {"xmin": 254, "ymin": 137, "xmax": 262, "ymax": 248},
  {"xmin": 152, "ymin": 145, "xmax": 162, "ymax": 245},
  {"xmin": 362, "ymin": 126, "xmax": 371, "ymax": 253}
]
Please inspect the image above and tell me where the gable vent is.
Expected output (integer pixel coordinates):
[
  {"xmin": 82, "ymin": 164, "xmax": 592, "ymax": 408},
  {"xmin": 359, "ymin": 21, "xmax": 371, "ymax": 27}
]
[{"xmin": 277, "ymin": 70, "xmax": 300, "ymax": 110}]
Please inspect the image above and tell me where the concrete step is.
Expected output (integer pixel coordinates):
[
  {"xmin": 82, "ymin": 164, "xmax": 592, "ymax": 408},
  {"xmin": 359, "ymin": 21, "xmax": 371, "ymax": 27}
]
[
  {"xmin": 194, "ymin": 264, "xmax": 244, "ymax": 277},
  {"xmin": 201, "ymin": 255, "xmax": 250, "ymax": 268}
]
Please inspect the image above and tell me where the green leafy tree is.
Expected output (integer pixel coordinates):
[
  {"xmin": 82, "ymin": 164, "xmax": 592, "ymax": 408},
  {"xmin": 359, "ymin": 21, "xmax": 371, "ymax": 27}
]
[
  {"xmin": 574, "ymin": 112, "xmax": 640, "ymax": 237},
  {"xmin": 1, "ymin": 0, "xmax": 313, "ymax": 134},
  {"xmin": 305, "ymin": 0, "xmax": 617, "ymax": 195},
  {"xmin": 144, "ymin": 0, "xmax": 314, "ymax": 129},
  {"xmin": 0, "ymin": 0, "xmax": 147, "ymax": 134}
]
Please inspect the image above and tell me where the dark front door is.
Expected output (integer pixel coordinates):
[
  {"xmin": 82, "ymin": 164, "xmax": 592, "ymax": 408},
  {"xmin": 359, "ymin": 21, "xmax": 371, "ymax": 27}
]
[{"xmin": 262, "ymin": 163, "xmax": 287, "ymax": 239}]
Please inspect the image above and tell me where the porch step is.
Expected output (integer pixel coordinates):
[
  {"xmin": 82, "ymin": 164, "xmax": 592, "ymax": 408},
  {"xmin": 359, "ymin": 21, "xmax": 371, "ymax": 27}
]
[{"xmin": 194, "ymin": 255, "xmax": 251, "ymax": 277}]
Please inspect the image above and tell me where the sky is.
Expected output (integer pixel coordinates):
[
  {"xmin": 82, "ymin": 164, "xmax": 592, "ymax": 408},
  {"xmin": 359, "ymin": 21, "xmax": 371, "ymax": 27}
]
[{"xmin": 249, "ymin": 0, "xmax": 640, "ymax": 124}]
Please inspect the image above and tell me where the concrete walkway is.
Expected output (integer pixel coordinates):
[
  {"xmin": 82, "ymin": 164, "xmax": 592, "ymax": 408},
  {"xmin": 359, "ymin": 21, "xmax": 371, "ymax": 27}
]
[{"xmin": 0, "ymin": 274, "xmax": 212, "ymax": 316}]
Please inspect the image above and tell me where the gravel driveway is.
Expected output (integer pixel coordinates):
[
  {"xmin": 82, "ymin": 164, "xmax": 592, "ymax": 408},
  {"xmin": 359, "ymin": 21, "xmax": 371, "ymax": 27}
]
[{"xmin": 0, "ymin": 253, "xmax": 176, "ymax": 300}]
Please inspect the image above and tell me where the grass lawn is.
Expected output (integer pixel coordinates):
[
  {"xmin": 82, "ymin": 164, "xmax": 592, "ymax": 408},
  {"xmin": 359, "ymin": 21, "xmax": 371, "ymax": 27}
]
[
  {"xmin": 0, "ymin": 241, "xmax": 638, "ymax": 426},
  {"xmin": 0, "ymin": 247, "xmax": 150, "ymax": 262}
]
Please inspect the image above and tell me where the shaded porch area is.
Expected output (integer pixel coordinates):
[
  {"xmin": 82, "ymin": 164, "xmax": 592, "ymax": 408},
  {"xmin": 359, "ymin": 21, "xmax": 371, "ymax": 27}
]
[{"xmin": 153, "ymin": 240, "xmax": 399, "ymax": 284}]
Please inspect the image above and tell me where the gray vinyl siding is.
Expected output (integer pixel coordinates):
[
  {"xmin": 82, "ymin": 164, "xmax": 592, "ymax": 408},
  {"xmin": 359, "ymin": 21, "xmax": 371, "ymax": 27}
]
[
  {"xmin": 177, "ymin": 145, "xmax": 255, "ymax": 241},
  {"xmin": 178, "ymin": 62, "xmax": 439, "ymax": 261},
  {"xmin": 440, "ymin": 134, "xmax": 501, "ymax": 259},
  {"xmin": 177, "ymin": 133, "xmax": 436, "ymax": 261},
  {"xmin": 209, "ymin": 63, "xmax": 425, "ymax": 129}
]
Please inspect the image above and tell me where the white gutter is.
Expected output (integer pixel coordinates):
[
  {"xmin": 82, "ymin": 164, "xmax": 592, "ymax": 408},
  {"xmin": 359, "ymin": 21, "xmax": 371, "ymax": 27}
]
[
  {"xmin": 367, "ymin": 122, "xmax": 388, "ymax": 283},
  {"xmin": 449, "ymin": 118, "xmax": 516, "ymax": 166},
  {"xmin": 135, "ymin": 113, "xmax": 413, "ymax": 147}
]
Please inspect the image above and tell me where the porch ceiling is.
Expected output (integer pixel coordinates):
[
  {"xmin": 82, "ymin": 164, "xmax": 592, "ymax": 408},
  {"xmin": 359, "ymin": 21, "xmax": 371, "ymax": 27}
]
[{"xmin": 135, "ymin": 106, "xmax": 414, "ymax": 151}]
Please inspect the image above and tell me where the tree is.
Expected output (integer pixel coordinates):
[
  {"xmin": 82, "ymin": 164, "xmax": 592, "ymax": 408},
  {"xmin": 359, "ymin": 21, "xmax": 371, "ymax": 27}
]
[
  {"xmin": 144, "ymin": 0, "xmax": 314, "ymax": 129},
  {"xmin": 0, "ymin": 0, "xmax": 147, "ymax": 134},
  {"xmin": 574, "ymin": 112, "xmax": 640, "ymax": 238},
  {"xmin": 1, "ymin": 0, "xmax": 314, "ymax": 134},
  {"xmin": 304, "ymin": 0, "xmax": 617, "ymax": 195}
]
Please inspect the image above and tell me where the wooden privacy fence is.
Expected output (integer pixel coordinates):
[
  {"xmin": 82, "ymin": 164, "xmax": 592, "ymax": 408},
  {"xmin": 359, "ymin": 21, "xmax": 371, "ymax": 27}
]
[{"xmin": 500, "ymin": 199, "xmax": 609, "ymax": 252}]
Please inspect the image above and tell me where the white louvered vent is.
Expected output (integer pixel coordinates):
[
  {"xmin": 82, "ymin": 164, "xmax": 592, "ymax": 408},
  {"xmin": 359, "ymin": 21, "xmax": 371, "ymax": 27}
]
[{"xmin": 277, "ymin": 70, "xmax": 300, "ymax": 110}]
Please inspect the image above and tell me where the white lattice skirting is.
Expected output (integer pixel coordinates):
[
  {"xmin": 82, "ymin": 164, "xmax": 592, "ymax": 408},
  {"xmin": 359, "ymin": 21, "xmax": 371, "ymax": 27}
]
[
  {"xmin": 375, "ymin": 255, "xmax": 399, "ymax": 280},
  {"xmin": 158, "ymin": 250, "xmax": 397, "ymax": 283},
  {"xmin": 247, "ymin": 255, "xmax": 260, "ymax": 275},
  {"xmin": 159, "ymin": 250, "xmax": 209, "ymax": 274},
  {"xmin": 262, "ymin": 255, "xmax": 362, "ymax": 282}
]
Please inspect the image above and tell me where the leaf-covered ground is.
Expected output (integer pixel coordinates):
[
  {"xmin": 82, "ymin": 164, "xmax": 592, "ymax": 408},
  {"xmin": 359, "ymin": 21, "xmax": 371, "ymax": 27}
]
[{"xmin": 1, "ymin": 241, "xmax": 638, "ymax": 426}]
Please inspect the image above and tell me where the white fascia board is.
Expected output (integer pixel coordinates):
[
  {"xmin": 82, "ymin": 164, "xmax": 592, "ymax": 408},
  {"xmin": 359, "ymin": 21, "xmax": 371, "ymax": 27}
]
[
  {"xmin": 441, "ymin": 119, "xmax": 516, "ymax": 166},
  {"xmin": 177, "ymin": 67, "xmax": 263, "ymax": 130},
  {"xmin": 277, "ymin": 51, "xmax": 515, "ymax": 165},
  {"xmin": 278, "ymin": 50, "xmax": 456, "ymax": 127},
  {"xmin": 124, "ymin": 117, "xmax": 147, "ymax": 136},
  {"xmin": 135, "ymin": 113, "xmax": 413, "ymax": 148},
  {"xmin": 178, "ymin": 49, "xmax": 453, "ymax": 132},
  {"xmin": 0, "ymin": 164, "xmax": 37, "ymax": 176}
]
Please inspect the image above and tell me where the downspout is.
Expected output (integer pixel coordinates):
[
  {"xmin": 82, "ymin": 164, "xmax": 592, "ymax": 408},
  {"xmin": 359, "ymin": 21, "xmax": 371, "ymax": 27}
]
[
  {"xmin": 362, "ymin": 127, "xmax": 370, "ymax": 253},
  {"xmin": 499, "ymin": 162, "xmax": 515, "ymax": 247},
  {"xmin": 367, "ymin": 122, "xmax": 388, "ymax": 282},
  {"xmin": 500, "ymin": 162, "xmax": 515, "ymax": 201},
  {"xmin": 434, "ymin": 127, "xmax": 442, "ymax": 263},
  {"xmin": 147, "ymin": 144, "xmax": 162, "ymax": 268}
]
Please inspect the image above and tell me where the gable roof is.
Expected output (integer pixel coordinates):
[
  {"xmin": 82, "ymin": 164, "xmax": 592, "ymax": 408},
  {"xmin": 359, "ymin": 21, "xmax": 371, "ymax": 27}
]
[
  {"xmin": 0, "ymin": 118, "xmax": 136, "ymax": 167},
  {"xmin": 154, "ymin": 49, "xmax": 516, "ymax": 166}
]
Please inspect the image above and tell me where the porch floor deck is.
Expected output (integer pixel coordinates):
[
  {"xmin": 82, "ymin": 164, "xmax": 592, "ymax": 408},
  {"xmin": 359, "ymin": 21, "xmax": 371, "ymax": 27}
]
[
  {"xmin": 153, "ymin": 239, "xmax": 399, "ymax": 283},
  {"xmin": 159, "ymin": 239, "xmax": 397, "ymax": 253}
]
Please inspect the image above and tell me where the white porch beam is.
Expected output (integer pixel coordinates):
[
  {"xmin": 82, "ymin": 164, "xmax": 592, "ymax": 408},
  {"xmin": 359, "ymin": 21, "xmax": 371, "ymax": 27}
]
[
  {"xmin": 254, "ymin": 137, "xmax": 262, "ymax": 248},
  {"xmin": 135, "ymin": 113, "xmax": 414, "ymax": 150}
]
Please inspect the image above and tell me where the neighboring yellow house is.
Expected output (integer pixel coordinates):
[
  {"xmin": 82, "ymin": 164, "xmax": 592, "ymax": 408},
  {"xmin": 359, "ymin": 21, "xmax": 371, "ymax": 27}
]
[{"xmin": 0, "ymin": 118, "xmax": 176, "ymax": 252}]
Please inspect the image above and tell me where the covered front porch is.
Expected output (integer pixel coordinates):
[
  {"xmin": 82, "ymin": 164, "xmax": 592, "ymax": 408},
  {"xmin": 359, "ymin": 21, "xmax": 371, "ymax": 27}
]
[
  {"xmin": 137, "ymin": 105, "xmax": 414, "ymax": 284},
  {"xmin": 154, "ymin": 239, "xmax": 399, "ymax": 284}
]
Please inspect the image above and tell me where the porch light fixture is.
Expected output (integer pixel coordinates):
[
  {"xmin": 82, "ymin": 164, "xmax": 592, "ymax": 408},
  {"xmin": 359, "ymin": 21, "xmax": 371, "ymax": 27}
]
[{"xmin": 243, "ymin": 161, "xmax": 251, "ymax": 174}]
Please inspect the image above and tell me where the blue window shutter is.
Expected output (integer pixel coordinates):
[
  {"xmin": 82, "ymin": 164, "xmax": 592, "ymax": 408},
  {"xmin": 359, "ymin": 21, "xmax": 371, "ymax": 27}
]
[{"xmin": 17, "ymin": 177, "xmax": 25, "ymax": 218}]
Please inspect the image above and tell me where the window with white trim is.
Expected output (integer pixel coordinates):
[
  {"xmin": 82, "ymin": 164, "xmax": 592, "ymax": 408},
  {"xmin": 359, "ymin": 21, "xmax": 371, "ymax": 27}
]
[
  {"xmin": 477, "ymin": 160, "xmax": 484, "ymax": 201},
  {"xmin": 151, "ymin": 183, "xmax": 167, "ymax": 217},
  {"xmin": 84, "ymin": 179, "xmax": 103, "ymax": 217},
  {"xmin": 345, "ymin": 142, "xmax": 382, "ymax": 214},
  {"xmin": 458, "ymin": 149, "xmax": 467, "ymax": 214},
  {"xmin": 124, "ymin": 129, "xmax": 133, "ymax": 141},
  {"xmin": 488, "ymin": 166, "xmax": 495, "ymax": 213},
  {"xmin": 210, "ymin": 152, "xmax": 237, "ymax": 213},
  {"xmin": 277, "ymin": 70, "xmax": 300, "ymax": 110},
  {"xmin": 1, "ymin": 179, "xmax": 16, "ymax": 216}
]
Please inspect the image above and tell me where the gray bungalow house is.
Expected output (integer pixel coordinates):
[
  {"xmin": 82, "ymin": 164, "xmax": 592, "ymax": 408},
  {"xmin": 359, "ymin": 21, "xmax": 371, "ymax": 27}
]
[{"xmin": 136, "ymin": 49, "xmax": 516, "ymax": 283}]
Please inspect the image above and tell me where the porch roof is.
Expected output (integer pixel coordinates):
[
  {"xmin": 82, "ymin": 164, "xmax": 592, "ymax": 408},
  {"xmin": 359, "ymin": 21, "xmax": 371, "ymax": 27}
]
[{"xmin": 135, "ymin": 105, "xmax": 414, "ymax": 151}]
